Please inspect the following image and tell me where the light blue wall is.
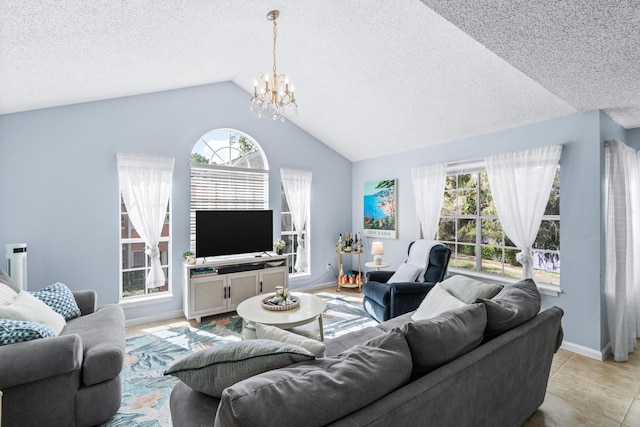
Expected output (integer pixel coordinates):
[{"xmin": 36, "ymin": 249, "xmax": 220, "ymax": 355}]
[
  {"xmin": 627, "ymin": 127, "xmax": 640, "ymax": 149},
  {"xmin": 599, "ymin": 112, "xmax": 627, "ymax": 143},
  {"xmin": 0, "ymin": 82, "xmax": 351, "ymax": 321},
  {"xmin": 352, "ymin": 111, "xmax": 607, "ymax": 352}
]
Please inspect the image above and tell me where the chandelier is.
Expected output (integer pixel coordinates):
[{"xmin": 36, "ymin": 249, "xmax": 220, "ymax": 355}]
[{"xmin": 250, "ymin": 10, "xmax": 297, "ymax": 122}]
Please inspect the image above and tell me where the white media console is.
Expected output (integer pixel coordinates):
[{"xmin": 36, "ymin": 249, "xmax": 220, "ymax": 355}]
[{"xmin": 182, "ymin": 254, "xmax": 289, "ymax": 323}]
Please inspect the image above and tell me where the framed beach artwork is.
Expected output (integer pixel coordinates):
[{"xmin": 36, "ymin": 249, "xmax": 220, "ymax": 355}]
[{"xmin": 363, "ymin": 179, "xmax": 397, "ymax": 239}]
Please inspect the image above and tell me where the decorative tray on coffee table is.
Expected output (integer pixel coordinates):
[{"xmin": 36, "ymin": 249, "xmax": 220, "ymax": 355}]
[{"xmin": 261, "ymin": 296, "xmax": 300, "ymax": 311}]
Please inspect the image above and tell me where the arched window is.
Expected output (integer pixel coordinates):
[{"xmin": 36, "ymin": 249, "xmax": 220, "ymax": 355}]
[{"xmin": 190, "ymin": 129, "xmax": 269, "ymax": 250}]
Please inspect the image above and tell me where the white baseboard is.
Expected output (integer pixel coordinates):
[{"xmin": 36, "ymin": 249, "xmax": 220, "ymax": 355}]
[
  {"xmin": 125, "ymin": 309, "xmax": 185, "ymax": 327},
  {"xmin": 294, "ymin": 281, "xmax": 338, "ymax": 292},
  {"xmin": 561, "ymin": 340, "xmax": 610, "ymax": 361}
]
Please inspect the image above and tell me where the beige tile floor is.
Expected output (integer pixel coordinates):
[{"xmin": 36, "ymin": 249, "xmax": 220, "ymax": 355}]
[{"xmin": 125, "ymin": 286, "xmax": 640, "ymax": 426}]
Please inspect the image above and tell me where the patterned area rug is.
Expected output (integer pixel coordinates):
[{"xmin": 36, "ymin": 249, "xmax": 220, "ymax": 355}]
[{"xmin": 102, "ymin": 293, "xmax": 377, "ymax": 427}]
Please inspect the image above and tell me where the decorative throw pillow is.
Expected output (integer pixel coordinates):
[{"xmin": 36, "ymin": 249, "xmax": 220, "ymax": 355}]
[
  {"xmin": 0, "ymin": 283, "xmax": 18, "ymax": 306},
  {"xmin": 0, "ymin": 318, "xmax": 55, "ymax": 346},
  {"xmin": 411, "ymin": 283, "xmax": 467, "ymax": 321},
  {"xmin": 388, "ymin": 263, "xmax": 422, "ymax": 283},
  {"xmin": 440, "ymin": 275, "xmax": 503, "ymax": 304},
  {"xmin": 164, "ymin": 339, "xmax": 315, "ymax": 398},
  {"xmin": 216, "ymin": 329, "xmax": 412, "ymax": 427},
  {"xmin": 31, "ymin": 282, "xmax": 81, "ymax": 320},
  {"xmin": 0, "ymin": 291, "xmax": 66, "ymax": 335},
  {"xmin": 255, "ymin": 323, "xmax": 326, "ymax": 358},
  {"xmin": 480, "ymin": 278, "xmax": 541, "ymax": 341},
  {"xmin": 402, "ymin": 303, "xmax": 487, "ymax": 378}
]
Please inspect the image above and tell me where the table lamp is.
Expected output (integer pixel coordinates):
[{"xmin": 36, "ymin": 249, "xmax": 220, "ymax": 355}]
[{"xmin": 371, "ymin": 242, "xmax": 384, "ymax": 265}]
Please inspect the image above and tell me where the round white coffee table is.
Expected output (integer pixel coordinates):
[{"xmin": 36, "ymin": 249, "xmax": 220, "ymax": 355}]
[{"xmin": 236, "ymin": 292, "xmax": 327, "ymax": 341}]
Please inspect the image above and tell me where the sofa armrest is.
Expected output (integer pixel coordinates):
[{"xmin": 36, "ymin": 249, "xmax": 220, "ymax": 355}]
[
  {"xmin": 366, "ymin": 271, "xmax": 394, "ymax": 283},
  {"xmin": 388, "ymin": 282, "xmax": 435, "ymax": 318},
  {"xmin": 362, "ymin": 280, "xmax": 391, "ymax": 304},
  {"xmin": 73, "ymin": 290, "xmax": 97, "ymax": 315},
  {"xmin": 389, "ymin": 282, "xmax": 436, "ymax": 294},
  {"xmin": 0, "ymin": 334, "xmax": 83, "ymax": 389}
]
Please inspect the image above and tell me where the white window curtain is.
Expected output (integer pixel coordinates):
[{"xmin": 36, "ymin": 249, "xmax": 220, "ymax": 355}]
[
  {"xmin": 411, "ymin": 163, "xmax": 447, "ymax": 239},
  {"xmin": 604, "ymin": 139, "xmax": 640, "ymax": 362},
  {"xmin": 485, "ymin": 144, "xmax": 562, "ymax": 280},
  {"xmin": 117, "ymin": 153, "xmax": 175, "ymax": 288},
  {"xmin": 281, "ymin": 168, "xmax": 312, "ymax": 272}
]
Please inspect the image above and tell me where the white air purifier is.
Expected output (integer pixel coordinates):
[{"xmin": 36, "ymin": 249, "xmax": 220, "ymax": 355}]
[{"xmin": 5, "ymin": 243, "xmax": 27, "ymax": 291}]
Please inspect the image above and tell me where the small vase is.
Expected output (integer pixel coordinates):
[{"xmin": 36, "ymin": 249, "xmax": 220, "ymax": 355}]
[{"xmin": 276, "ymin": 248, "xmax": 283, "ymax": 255}]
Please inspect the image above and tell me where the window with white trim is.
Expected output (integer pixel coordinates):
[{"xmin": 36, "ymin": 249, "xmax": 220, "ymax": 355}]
[
  {"xmin": 190, "ymin": 129, "xmax": 268, "ymax": 251},
  {"xmin": 438, "ymin": 165, "xmax": 560, "ymax": 285},
  {"xmin": 120, "ymin": 196, "xmax": 171, "ymax": 299},
  {"xmin": 280, "ymin": 183, "xmax": 309, "ymax": 275}
]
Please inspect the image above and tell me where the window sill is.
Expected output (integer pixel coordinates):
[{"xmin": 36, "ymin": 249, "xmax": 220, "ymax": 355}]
[
  {"xmin": 447, "ymin": 268, "xmax": 561, "ymax": 297},
  {"xmin": 119, "ymin": 293, "xmax": 173, "ymax": 308}
]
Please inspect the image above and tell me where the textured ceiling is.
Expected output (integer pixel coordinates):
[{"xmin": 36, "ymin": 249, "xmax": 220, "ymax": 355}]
[
  {"xmin": 421, "ymin": 0, "xmax": 640, "ymax": 129},
  {"xmin": 0, "ymin": 1, "xmax": 637, "ymax": 161}
]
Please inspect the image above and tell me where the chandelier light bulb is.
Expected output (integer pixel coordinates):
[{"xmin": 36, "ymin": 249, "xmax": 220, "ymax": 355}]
[{"xmin": 250, "ymin": 10, "xmax": 298, "ymax": 122}]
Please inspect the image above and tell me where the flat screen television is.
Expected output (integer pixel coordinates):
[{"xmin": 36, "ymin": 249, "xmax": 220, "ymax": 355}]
[{"xmin": 195, "ymin": 210, "xmax": 273, "ymax": 258}]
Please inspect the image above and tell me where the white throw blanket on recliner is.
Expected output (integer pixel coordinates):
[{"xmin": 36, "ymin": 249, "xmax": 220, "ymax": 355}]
[
  {"xmin": 406, "ymin": 240, "xmax": 444, "ymax": 279},
  {"xmin": 387, "ymin": 240, "xmax": 444, "ymax": 283}
]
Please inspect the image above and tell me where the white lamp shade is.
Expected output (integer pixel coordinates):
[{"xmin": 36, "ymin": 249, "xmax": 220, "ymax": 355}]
[
  {"xmin": 371, "ymin": 242, "xmax": 384, "ymax": 265},
  {"xmin": 371, "ymin": 242, "xmax": 384, "ymax": 255}
]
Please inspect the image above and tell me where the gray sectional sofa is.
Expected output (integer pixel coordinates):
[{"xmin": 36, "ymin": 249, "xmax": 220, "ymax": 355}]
[
  {"xmin": 170, "ymin": 278, "xmax": 564, "ymax": 427},
  {"xmin": 0, "ymin": 290, "xmax": 126, "ymax": 426}
]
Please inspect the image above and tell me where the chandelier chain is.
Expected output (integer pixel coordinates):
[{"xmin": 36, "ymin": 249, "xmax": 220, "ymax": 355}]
[{"xmin": 272, "ymin": 20, "xmax": 278, "ymax": 78}]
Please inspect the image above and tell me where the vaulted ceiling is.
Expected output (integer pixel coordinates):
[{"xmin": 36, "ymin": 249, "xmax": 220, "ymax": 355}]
[{"xmin": 1, "ymin": 1, "xmax": 638, "ymax": 161}]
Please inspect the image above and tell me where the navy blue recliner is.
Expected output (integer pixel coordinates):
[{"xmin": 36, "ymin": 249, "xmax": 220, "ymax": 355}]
[{"xmin": 362, "ymin": 241, "xmax": 451, "ymax": 322}]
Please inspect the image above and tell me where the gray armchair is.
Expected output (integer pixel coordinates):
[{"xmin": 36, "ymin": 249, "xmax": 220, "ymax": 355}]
[
  {"xmin": 362, "ymin": 241, "xmax": 451, "ymax": 322},
  {"xmin": 0, "ymin": 288, "xmax": 125, "ymax": 426}
]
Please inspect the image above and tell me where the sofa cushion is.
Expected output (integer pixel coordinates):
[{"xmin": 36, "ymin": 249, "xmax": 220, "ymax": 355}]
[
  {"xmin": 377, "ymin": 311, "xmax": 414, "ymax": 332},
  {"xmin": 215, "ymin": 329, "xmax": 412, "ymax": 427},
  {"xmin": 165, "ymin": 339, "xmax": 315, "ymax": 398},
  {"xmin": 0, "ymin": 291, "xmax": 66, "ymax": 335},
  {"xmin": 324, "ymin": 326, "xmax": 385, "ymax": 356},
  {"xmin": 440, "ymin": 275, "xmax": 503, "ymax": 303},
  {"xmin": 402, "ymin": 303, "xmax": 487, "ymax": 378},
  {"xmin": 0, "ymin": 283, "xmax": 17, "ymax": 305},
  {"xmin": 62, "ymin": 304, "xmax": 125, "ymax": 386},
  {"xmin": 480, "ymin": 278, "xmax": 541, "ymax": 341},
  {"xmin": 411, "ymin": 283, "xmax": 467, "ymax": 321},
  {"xmin": 31, "ymin": 282, "xmax": 81, "ymax": 320},
  {"xmin": 0, "ymin": 319, "xmax": 55, "ymax": 345},
  {"xmin": 255, "ymin": 322, "xmax": 326, "ymax": 358},
  {"xmin": 388, "ymin": 263, "xmax": 422, "ymax": 283}
]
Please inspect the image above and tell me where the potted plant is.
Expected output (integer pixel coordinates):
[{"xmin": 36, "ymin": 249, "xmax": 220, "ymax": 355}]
[
  {"xmin": 273, "ymin": 239, "xmax": 286, "ymax": 255},
  {"xmin": 183, "ymin": 250, "xmax": 196, "ymax": 265}
]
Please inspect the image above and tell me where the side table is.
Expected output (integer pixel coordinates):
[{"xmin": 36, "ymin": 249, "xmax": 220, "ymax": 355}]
[{"xmin": 365, "ymin": 261, "xmax": 390, "ymax": 271}]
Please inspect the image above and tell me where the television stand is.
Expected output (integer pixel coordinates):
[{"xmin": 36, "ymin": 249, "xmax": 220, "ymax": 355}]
[{"xmin": 182, "ymin": 254, "xmax": 288, "ymax": 323}]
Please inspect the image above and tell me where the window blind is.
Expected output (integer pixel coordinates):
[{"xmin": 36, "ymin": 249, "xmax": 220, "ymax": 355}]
[{"xmin": 190, "ymin": 164, "xmax": 268, "ymax": 248}]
